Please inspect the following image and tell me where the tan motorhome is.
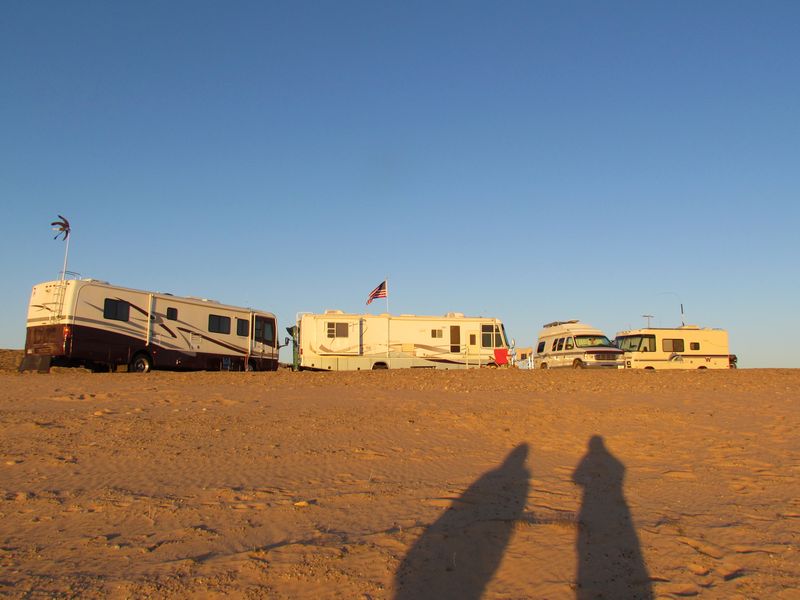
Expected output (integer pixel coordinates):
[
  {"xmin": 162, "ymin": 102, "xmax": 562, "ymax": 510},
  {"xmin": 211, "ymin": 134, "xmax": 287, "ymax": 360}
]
[
  {"xmin": 296, "ymin": 310, "xmax": 511, "ymax": 370},
  {"xmin": 20, "ymin": 278, "xmax": 280, "ymax": 373},
  {"xmin": 614, "ymin": 326, "xmax": 735, "ymax": 369},
  {"xmin": 533, "ymin": 320, "xmax": 624, "ymax": 369}
]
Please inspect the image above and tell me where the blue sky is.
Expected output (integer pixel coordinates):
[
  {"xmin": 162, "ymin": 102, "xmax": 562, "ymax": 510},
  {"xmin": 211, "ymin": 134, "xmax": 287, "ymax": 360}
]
[{"xmin": 2, "ymin": 1, "xmax": 798, "ymax": 367}]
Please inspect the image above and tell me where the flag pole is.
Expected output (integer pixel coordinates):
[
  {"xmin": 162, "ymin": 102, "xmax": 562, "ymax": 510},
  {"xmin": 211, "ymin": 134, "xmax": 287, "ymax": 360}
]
[{"xmin": 386, "ymin": 277, "xmax": 390, "ymax": 359}]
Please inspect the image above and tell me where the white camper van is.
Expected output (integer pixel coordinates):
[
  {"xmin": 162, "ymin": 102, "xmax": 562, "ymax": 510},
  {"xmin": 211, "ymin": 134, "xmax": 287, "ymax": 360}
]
[
  {"xmin": 533, "ymin": 320, "xmax": 624, "ymax": 369},
  {"xmin": 614, "ymin": 326, "xmax": 735, "ymax": 369},
  {"xmin": 20, "ymin": 278, "xmax": 280, "ymax": 373},
  {"xmin": 296, "ymin": 311, "xmax": 511, "ymax": 370}
]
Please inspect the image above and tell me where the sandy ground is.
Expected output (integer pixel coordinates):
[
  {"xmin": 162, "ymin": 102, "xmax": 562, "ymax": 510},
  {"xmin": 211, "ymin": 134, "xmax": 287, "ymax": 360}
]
[{"xmin": 0, "ymin": 352, "xmax": 798, "ymax": 599}]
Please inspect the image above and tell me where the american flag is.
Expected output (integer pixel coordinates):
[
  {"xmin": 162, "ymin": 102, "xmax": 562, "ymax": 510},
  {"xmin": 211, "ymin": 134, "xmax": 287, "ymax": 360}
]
[{"xmin": 366, "ymin": 280, "xmax": 388, "ymax": 305}]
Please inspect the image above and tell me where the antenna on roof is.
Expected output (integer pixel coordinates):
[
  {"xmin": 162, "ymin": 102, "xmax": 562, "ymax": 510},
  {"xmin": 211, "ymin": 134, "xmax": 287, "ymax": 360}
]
[
  {"xmin": 642, "ymin": 314, "xmax": 654, "ymax": 328},
  {"xmin": 680, "ymin": 304, "xmax": 685, "ymax": 327}
]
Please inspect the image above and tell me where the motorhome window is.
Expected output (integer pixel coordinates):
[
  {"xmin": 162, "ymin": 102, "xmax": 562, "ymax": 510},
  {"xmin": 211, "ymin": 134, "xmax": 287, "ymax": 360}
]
[
  {"xmin": 236, "ymin": 318, "xmax": 249, "ymax": 337},
  {"xmin": 663, "ymin": 338, "xmax": 685, "ymax": 352},
  {"xmin": 431, "ymin": 329, "xmax": 443, "ymax": 338},
  {"xmin": 556, "ymin": 338, "xmax": 565, "ymax": 351},
  {"xmin": 565, "ymin": 337, "xmax": 574, "ymax": 350},
  {"xmin": 327, "ymin": 322, "xmax": 349, "ymax": 338},
  {"xmin": 208, "ymin": 314, "xmax": 231, "ymax": 334},
  {"xmin": 690, "ymin": 342, "xmax": 700, "ymax": 350},
  {"xmin": 255, "ymin": 317, "xmax": 275, "ymax": 345},
  {"xmin": 551, "ymin": 338, "xmax": 559, "ymax": 351},
  {"xmin": 574, "ymin": 335, "xmax": 614, "ymax": 348},
  {"xmin": 617, "ymin": 335, "xmax": 656, "ymax": 352},
  {"xmin": 537, "ymin": 341, "xmax": 545, "ymax": 353},
  {"xmin": 254, "ymin": 317, "xmax": 275, "ymax": 345},
  {"xmin": 481, "ymin": 324, "xmax": 505, "ymax": 348},
  {"xmin": 103, "ymin": 298, "xmax": 129, "ymax": 322},
  {"xmin": 166, "ymin": 307, "xmax": 178, "ymax": 321}
]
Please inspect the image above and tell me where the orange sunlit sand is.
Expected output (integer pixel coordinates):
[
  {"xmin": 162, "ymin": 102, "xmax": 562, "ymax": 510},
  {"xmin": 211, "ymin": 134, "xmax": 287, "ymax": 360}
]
[{"xmin": 0, "ymin": 351, "xmax": 798, "ymax": 598}]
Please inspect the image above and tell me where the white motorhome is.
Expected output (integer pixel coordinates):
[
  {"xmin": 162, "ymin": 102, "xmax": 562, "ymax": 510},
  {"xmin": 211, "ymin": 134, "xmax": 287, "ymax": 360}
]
[
  {"xmin": 533, "ymin": 320, "xmax": 624, "ymax": 369},
  {"xmin": 20, "ymin": 278, "xmax": 280, "ymax": 373},
  {"xmin": 614, "ymin": 326, "xmax": 735, "ymax": 369},
  {"xmin": 296, "ymin": 311, "xmax": 511, "ymax": 370}
]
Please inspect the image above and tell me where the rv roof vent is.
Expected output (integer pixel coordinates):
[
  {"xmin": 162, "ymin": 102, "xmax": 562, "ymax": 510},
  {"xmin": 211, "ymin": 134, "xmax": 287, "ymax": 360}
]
[
  {"xmin": 324, "ymin": 309, "xmax": 344, "ymax": 314},
  {"xmin": 187, "ymin": 296, "xmax": 219, "ymax": 303},
  {"xmin": 84, "ymin": 279, "xmax": 109, "ymax": 284},
  {"xmin": 543, "ymin": 319, "xmax": 579, "ymax": 328},
  {"xmin": 445, "ymin": 312, "xmax": 464, "ymax": 318}
]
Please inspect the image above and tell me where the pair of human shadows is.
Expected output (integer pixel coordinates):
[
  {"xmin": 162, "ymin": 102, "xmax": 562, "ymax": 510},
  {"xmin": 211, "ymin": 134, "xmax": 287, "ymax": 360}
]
[{"xmin": 394, "ymin": 437, "xmax": 653, "ymax": 600}]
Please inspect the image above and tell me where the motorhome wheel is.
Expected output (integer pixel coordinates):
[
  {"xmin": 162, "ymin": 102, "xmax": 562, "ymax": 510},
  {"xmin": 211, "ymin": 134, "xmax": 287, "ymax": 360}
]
[{"xmin": 130, "ymin": 353, "xmax": 152, "ymax": 373}]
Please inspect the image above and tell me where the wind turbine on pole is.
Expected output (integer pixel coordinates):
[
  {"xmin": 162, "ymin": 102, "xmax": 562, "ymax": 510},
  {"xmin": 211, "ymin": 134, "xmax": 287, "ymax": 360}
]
[{"xmin": 51, "ymin": 215, "xmax": 71, "ymax": 280}]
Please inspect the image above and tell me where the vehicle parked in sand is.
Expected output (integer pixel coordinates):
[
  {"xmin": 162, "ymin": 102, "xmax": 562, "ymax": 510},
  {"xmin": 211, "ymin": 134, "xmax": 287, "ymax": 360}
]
[
  {"xmin": 533, "ymin": 320, "xmax": 624, "ymax": 369},
  {"xmin": 20, "ymin": 278, "xmax": 280, "ymax": 373},
  {"xmin": 295, "ymin": 310, "xmax": 511, "ymax": 370},
  {"xmin": 614, "ymin": 325, "xmax": 736, "ymax": 369}
]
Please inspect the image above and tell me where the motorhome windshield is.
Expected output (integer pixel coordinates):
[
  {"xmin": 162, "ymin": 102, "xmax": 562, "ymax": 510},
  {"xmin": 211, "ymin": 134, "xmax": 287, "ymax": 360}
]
[
  {"xmin": 615, "ymin": 335, "xmax": 656, "ymax": 352},
  {"xmin": 574, "ymin": 335, "xmax": 614, "ymax": 348}
]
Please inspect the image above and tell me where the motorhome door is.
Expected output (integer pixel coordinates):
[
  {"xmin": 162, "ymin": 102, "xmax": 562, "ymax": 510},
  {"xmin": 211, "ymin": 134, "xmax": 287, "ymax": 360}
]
[{"xmin": 253, "ymin": 315, "xmax": 277, "ymax": 357}]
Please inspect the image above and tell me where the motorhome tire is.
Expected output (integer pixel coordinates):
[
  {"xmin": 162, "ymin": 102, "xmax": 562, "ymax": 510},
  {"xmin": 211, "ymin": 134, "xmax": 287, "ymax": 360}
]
[
  {"xmin": 644, "ymin": 366, "xmax": 655, "ymax": 371},
  {"xmin": 130, "ymin": 353, "xmax": 152, "ymax": 373},
  {"xmin": 372, "ymin": 362, "xmax": 388, "ymax": 370},
  {"xmin": 698, "ymin": 366, "xmax": 707, "ymax": 370},
  {"xmin": 246, "ymin": 360, "xmax": 255, "ymax": 372},
  {"xmin": 540, "ymin": 363, "xmax": 548, "ymax": 369},
  {"xmin": 572, "ymin": 359, "xmax": 585, "ymax": 369}
]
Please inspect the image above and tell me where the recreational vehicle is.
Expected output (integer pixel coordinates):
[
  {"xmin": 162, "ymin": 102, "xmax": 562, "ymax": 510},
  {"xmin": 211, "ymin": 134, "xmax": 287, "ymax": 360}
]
[
  {"xmin": 614, "ymin": 326, "xmax": 735, "ymax": 369},
  {"xmin": 295, "ymin": 311, "xmax": 511, "ymax": 370},
  {"xmin": 20, "ymin": 278, "xmax": 280, "ymax": 373},
  {"xmin": 533, "ymin": 320, "xmax": 624, "ymax": 369}
]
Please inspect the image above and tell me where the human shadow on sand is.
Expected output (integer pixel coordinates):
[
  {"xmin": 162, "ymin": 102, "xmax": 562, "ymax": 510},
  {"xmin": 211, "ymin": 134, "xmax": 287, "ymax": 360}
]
[
  {"xmin": 573, "ymin": 435, "xmax": 653, "ymax": 600},
  {"xmin": 394, "ymin": 443, "xmax": 530, "ymax": 600}
]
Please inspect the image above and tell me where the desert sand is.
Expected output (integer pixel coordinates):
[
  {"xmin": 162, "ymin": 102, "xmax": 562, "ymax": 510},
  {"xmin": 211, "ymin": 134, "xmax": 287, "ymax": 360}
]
[{"xmin": 0, "ymin": 351, "xmax": 798, "ymax": 599}]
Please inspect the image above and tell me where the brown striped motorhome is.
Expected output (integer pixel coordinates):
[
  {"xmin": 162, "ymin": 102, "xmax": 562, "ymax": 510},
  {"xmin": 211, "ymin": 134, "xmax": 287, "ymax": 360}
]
[{"xmin": 20, "ymin": 278, "xmax": 279, "ymax": 373}]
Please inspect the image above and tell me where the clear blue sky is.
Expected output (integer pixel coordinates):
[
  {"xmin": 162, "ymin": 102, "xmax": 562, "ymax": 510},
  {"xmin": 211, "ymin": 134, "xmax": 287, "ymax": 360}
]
[{"xmin": 2, "ymin": 1, "xmax": 798, "ymax": 367}]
